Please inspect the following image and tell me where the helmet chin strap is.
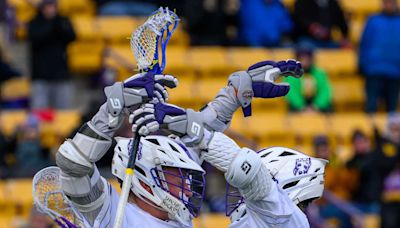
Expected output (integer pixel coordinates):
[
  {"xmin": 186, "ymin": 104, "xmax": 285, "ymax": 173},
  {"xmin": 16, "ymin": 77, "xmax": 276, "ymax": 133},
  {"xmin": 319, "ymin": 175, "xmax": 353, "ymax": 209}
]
[{"xmin": 132, "ymin": 191, "xmax": 167, "ymax": 213}]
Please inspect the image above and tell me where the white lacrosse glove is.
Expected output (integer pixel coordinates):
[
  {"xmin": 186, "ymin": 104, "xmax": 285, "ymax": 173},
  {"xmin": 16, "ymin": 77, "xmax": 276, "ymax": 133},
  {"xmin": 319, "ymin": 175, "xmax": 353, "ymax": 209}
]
[{"xmin": 104, "ymin": 72, "xmax": 178, "ymax": 128}]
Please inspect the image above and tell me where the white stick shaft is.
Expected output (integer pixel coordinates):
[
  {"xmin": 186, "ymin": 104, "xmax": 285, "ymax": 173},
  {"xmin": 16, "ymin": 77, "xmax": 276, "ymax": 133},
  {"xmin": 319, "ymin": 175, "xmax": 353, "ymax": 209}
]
[{"xmin": 113, "ymin": 170, "xmax": 133, "ymax": 228}]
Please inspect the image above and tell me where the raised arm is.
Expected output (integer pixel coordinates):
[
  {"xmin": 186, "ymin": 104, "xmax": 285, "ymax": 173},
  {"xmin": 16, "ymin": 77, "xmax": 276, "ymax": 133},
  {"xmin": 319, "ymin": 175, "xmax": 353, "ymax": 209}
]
[{"xmin": 55, "ymin": 73, "xmax": 177, "ymax": 225}]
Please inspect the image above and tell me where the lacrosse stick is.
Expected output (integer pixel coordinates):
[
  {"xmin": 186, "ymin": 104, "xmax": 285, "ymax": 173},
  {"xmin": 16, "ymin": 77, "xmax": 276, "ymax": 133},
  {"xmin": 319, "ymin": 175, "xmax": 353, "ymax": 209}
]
[
  {"xmin": 32, "ymin": 166, "xmax": 83, "ymax": 228},
  {"xmin": 113, "ymin": 7, "xmax": 179, "ymax": 228}
]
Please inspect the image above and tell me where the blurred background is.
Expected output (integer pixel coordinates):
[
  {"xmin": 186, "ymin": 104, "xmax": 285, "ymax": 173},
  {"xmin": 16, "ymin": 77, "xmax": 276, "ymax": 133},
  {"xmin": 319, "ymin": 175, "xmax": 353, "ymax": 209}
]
[{"xmin": 1, "ymin": 0, "xmax": 400, "ymax": 227}]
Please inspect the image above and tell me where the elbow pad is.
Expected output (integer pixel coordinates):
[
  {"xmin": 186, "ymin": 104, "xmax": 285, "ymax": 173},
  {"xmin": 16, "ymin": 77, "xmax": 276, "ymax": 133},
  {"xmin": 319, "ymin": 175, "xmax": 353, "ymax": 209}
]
[{"xmin": 225, "ymin": 150, "xmax": 272, "ymax": 201}]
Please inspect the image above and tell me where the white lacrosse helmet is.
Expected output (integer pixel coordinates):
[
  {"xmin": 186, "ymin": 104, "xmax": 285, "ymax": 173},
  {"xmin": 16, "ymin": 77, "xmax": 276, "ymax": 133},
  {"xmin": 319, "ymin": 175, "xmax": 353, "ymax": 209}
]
[
  {"xmin": 111, "ymin": 136, "xmax": 205, "ymax": 226},
  {"xmin": 258, "ymin": 147, "xmax": 328, "ymax": 204}
]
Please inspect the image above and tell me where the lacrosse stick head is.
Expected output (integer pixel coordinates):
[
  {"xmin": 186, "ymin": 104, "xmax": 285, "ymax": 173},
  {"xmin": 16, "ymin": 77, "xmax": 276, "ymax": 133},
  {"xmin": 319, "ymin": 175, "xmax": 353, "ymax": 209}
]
[
  {"xmin": 130, "ymin": 7, "xmax": 179, "ymax": 74},
  {"xmin": 32, "ymin": 166, "xmax": 83, "ymax": 228}
]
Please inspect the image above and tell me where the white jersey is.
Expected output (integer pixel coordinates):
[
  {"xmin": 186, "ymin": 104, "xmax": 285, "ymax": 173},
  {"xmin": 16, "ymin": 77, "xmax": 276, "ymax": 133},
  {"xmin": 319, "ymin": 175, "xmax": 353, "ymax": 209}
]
[
  {"xmin": 77, "ymin": 180, "xmax": 193, "ymax": 228},
  {"xmin": 230, "ymin": 182, "xmax": 309, "ymax": 228}
]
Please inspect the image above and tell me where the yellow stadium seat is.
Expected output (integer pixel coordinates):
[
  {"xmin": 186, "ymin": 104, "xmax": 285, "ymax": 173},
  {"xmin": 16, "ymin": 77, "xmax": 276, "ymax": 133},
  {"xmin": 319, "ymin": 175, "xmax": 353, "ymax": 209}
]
[
  {"xmin": 0, "ymin": 110, "xmax": 27, "ymax": 136},
  {"xmin": 332, "ymin": 77, "xmax": 365, "ymax": 112},
  {"xmin": 168, "ymin": 27, "xmax": 190, "ymax": 47},
  {"xmin": 242, "ymin": 112, "xmax": 294, "ymax": 144},
  {"xmin": 227, "ymin": 48, "xmax": 270, "ymax": 71},
  {"xmin": 340, "ymin": 0, "xmax": 380, "ymax": 16},
  {"xmin": 3, "ymin": 179, "xmax": 33, "ymax": 208},
  {"xmin": 104, "ymin": 44, "xmax": 136, "ymax": 69},
  {"xmin": 164, "ymin": 47, "xmax": 193, "ymax": 77},
  {"xmin": 188, "ymin": 47, "xmax": 231, "ymax": 76},
  {"xmin": 193, "ymin": 214, "xmax": 230, "ymax": 228},
  {"xmin": 253, "ymin": 97, "xmax": 288, "ymax": 113},
  {"xmin": 96, "ymin": 17, "xmax": 138, "ymax": 43},
  {"xmin": 315, "ymin": 49, "xmax": 357, "ymax": 76},
  {"xmin": 330, "ymin": 113, "xmax": 374, "ymax": 143},
  {"xmin": 68, "ymin": 41, "xmax": 105, "ymax": 74},
  {"xmin": 0, "ymin": 217, "xmax": 14, "ymax": 228},
  {"xmin": 58, "ymin": 0, "xmax": 95, "ymax": 17},
  {"xmin": 271, "ymin": 49, "xmax": 295, "ymax": 61},
  {"xmin": 372, "ymin": 113, "xmax": 387, "ymax": 134},
  {"xmin": 0, "ymin": 77, "xmax": 31, "ymax": 100},
  {"xmin": 350, "ymin": 18, "xmax": 366, "ymax": 44},
  {"xmin": 197, "ymin": 78, "xmax": 227, "ymax": 103},
  {"xmin": 167, "ymin": 77, "xmax": 201, "ymax": 109},
  {"xmin": 53, "ymin": 110, "xmax": 81, "ymax": 136},
  {"xmin": 364, "ymin": 214, "xmax": 380, "ymax": 228},
  {"xmin": 281, "ymin": 0, "xmax": 295, "ymax": 11},
  {"xmin": 287, "ymin": 113, "xmax": 329, "ymax": 144},
  {"xmin": 70, "ymin": 16, "xmax": 98, "ymax": 41}
]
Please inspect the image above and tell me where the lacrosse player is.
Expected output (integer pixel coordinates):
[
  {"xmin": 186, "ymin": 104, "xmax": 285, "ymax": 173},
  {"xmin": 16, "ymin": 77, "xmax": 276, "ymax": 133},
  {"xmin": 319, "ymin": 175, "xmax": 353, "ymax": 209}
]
[
  {"xmin": 130, "ymin": 59, "xmax": 329, "ymax": 227},
  {"xmin": 132, "ymin": 103, "xmax": 328, "ymax": 228},
  {"xmin": 51, "ymin": 57, "xmax": 302, "ymax": 228}
]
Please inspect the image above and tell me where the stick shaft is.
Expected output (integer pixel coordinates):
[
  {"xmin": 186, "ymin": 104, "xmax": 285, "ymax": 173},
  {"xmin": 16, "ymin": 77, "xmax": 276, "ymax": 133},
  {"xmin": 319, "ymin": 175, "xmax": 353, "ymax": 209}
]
[{"xmin": 113, "ymin": 135, "xmax": 141, "ymax": 228}]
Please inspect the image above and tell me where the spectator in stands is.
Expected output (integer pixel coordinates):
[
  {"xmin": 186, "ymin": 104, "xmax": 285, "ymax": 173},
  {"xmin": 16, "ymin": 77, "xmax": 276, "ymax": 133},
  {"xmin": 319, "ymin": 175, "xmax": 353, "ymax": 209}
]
[
  {"xmin": 359, "ymin": 0, "xmax": 400, "ymax": 113},
  {"xmin": 14, "ymin": 114, "xmax": 50, "ymax": 177},
  {"xmin": 28, "ymin": 0, "xmax": 76, "ymax": 110},
  {"xmin": 284, "ymin": 47, "xmax": 333, "ymax": 113},
  {"xmin": 346, "ymin": 130, "xmax": 381, "ymax": 213},
  {"xmin": 381, "ymin": 164, "xmax": 400, "ymax": 228},
  {"xmin": 184, "ymin": 0, "xmax": 235, "ymax": 45},
  {"xmin": 313, "ymin": 134, "xmax": 354, "ymax": 228},
  {"xmin": 239, "ymin": 0, "xmax": 293, "ymax": 47},
  {"xmin": 293, "ymin": 0, "xmax": 350, "ymax": 48}
]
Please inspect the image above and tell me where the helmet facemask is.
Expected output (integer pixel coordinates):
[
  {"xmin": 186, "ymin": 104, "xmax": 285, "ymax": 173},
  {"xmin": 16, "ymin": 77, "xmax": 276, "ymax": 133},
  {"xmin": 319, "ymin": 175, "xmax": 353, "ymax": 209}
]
[{"xmin": 151, "ymin": 166, "xmax": 205, "ymax": 218}]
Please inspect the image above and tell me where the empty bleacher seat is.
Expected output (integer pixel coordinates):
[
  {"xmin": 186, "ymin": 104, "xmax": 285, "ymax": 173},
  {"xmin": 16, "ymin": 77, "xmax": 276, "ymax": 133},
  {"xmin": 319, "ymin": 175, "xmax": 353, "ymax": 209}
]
[
  {"xmin": 197, "ymin": 77, "xmax": 229, "ymax": 102},
  {"xmin": 188, "ymin": 47, "xmax": 232, "ymax": 76},
  {"xmin": 227, "ymin": 48, "xmax": 270, "ymax": 71},
  {"xmin": 70, "ymin": 16, "xmax": 98, "ymax": 41},
  {"xmin": 315, "ymin": 49, "xmax": 357, "ymax": 76},
  {"xmin": 0, "ymin": 77, "xmax": 31, "ymax": 100},
  {"xmin": 0, "ymin": 110, "xmax": 27, "ymax": 136},
  {"xmin": 340, "ymin": 0, "xmax": 381, "ymax": 17},
  {"xmin": 167, "ymin": 77, "xmax": 201, "ymax": 109},
  {"xmin": 58, "ymin": 0, "xmax": 95, "ymax": 17},
  {"xmin": 68, "ymin": 41, "xmax": 105, "ymax": 73},
  {"xmin": 96, "ymin": 16, "xmax": 138, "ymax": 43},
  {"xmin": 332, "ymin": 77, "xmax": 365, "ymax": 112},
  {"xmin": 288, "ymin": 113, "xmax": 329, "ymax": 144},
  {"xmin": 330, "ymin": 113, "xmax": 374, "ymax": 143}
]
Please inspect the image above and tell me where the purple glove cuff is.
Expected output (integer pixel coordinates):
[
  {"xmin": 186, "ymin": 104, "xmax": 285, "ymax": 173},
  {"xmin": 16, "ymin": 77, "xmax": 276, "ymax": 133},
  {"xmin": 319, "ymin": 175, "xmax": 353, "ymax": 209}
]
[
  {"xmin": 124, "ymin": 72, "xmax": 156, "ymax": 98},
  {"xmin": 248, "ymin": 60, "xmax": 303, "ymax": 78},
  {"xmin": 155, "ymin": 103, "xmax": 186, "ymax": 123},
  {"xmin": 252, "ymin": 82, "xmax": 289, "ymax": 98},
  {"xmin": 248, "ymin": 61, "xmax": 277, "ymax": 71}
]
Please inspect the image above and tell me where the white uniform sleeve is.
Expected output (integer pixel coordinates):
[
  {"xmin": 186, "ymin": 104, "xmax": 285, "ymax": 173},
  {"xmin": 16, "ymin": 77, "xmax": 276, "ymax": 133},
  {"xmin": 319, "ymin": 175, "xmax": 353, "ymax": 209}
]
[{"xmin": 229, "ymin": 183, "xmax": 310, "ymax": 228}]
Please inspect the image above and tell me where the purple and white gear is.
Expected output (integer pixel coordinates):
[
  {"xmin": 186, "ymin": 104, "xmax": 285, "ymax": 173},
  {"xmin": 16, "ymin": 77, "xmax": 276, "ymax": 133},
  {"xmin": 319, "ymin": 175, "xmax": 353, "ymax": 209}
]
[
  {"xmin": 129, "ymin": 103, "xmax": 209, "ymax": 147},
  {"xmin": 105, "ymin": 72, "xmax": 178, "ymax": 128},
  {"xmin": 111, "ymin": 136, "xmax": 205, "ymax": 226},
  {"xmin": 225, "ymin": 147, "xmax": 328, "ymax": 217},
  {"xmin": 228, "ymin": 59, "xmax": 303, "ymax": 117}
]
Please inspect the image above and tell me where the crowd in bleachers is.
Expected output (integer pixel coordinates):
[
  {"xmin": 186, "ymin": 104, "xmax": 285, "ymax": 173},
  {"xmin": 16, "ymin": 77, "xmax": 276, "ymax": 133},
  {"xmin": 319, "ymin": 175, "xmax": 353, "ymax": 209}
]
[{"xmin": 1, "ymin": 0, "xmax": 400, "ymax": 227}]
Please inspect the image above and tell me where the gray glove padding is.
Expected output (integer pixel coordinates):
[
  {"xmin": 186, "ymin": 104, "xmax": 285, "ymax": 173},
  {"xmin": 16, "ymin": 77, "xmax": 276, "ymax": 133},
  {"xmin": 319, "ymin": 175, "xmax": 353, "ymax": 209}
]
[
  {"xmin": 105, "ymin": 72, "xmax": 178, "ymax": 128},
  {"xmin": 129, "ymin": 103, "xmax": 206, "ymax": 147}
]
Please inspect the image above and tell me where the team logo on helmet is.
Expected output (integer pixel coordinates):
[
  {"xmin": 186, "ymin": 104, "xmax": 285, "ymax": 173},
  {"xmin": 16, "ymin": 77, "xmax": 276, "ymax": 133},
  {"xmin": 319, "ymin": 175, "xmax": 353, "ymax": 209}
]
[{"xmin": 293, "ymin": 158, "xmax": 311, "ymax": 175}]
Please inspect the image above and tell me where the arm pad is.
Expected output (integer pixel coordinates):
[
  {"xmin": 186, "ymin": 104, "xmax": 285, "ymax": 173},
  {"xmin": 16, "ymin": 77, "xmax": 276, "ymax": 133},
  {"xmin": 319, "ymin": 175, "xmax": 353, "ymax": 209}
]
[{"xmin": 225, "ymin": 151, "xmax": 272, "ymax": 201}]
